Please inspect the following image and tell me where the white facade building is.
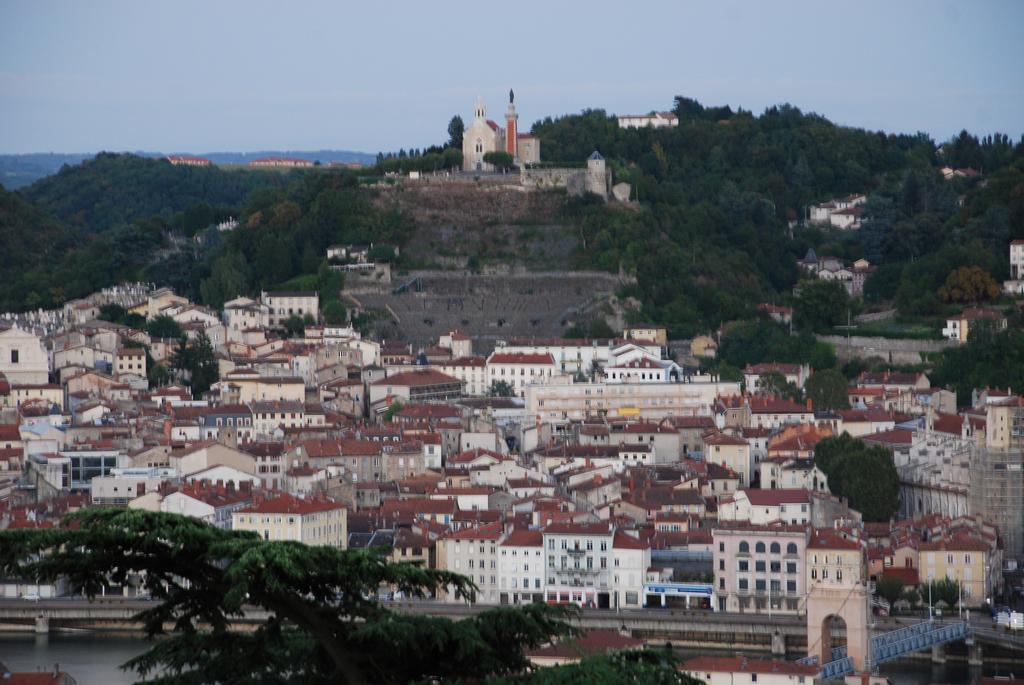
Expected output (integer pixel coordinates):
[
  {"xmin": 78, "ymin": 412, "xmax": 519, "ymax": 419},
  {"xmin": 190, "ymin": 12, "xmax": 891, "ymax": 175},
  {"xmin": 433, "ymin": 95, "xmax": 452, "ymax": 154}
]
[{"xmin": 0, "ymin": 324, "xmax": 50, "ymax": 385}]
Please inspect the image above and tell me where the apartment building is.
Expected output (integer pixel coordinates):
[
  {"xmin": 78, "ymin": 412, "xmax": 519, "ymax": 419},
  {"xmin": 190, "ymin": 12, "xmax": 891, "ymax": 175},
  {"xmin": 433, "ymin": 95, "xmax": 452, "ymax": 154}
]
[
  {"xmin": 232, "ymin": 493, "xmax": 347, "ymax": 547},
  {"xmin": 713, "ymin": 524, "xmax": 809, "ymax": 614}
]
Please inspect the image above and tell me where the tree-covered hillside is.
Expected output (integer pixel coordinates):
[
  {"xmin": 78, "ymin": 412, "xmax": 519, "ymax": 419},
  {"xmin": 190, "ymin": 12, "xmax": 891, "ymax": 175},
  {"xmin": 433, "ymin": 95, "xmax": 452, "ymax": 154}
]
[
  {"xmin": 0, "ymin": 185, "xmax": 80, "ymax": 310},
  {"xmin": 3, "ymin": 99, "xmax": 1022, "ymax": 350},
  {"xmin": 20, "ymin": 152, "xmax": 286, "ymax": 234},
  {"xmin": 532, "ymin": 99, "xmax": 1023, "ymax": 337}
]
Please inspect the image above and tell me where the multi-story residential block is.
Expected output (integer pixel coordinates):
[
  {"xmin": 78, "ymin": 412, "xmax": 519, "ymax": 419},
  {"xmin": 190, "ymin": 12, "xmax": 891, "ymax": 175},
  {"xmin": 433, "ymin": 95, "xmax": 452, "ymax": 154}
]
[
  {"xmin": 703, "ymin": 432, "xmax": 754, "ymax": 486},
  {"xmin": 261, "ymin": 291, "xmax": 319, "ymax": 327},
  {"xmin": 486, "ymin": 352, "xmax": 560, "ymax": 398},
  {"xmin": 437, "ymin": 521, "xmax": 503, "ymax": 603},
  {"xmin": 114, "ymin": 346, "xmax": 146, "ymax": 379},
  {"xmin": 920, "ymin": 534, "xmax": 996, "ymax": 603},
  {"xmin": 223, "ymin": 297, "xmax": 270, "ymax": 339},
  {"xmin": 431, "ymin": 356, "xmax": 487, "ymax": 396},
  {"xmin": 807, "ymin": 528, "xmax": 864, "ymax": 589},
  {"xmin": 232, "ymin": 492, "xmax": 347, "ymax": 547},
  {"xmin": 719, "ymin": 489, "xmax": 811, "ymax": 526},
  {"xmin": 526, "ymin": 378, "xmax": 739, "ymax": 427},
  {"xmin": 542, "ymin": 522, "xmax": 650, "ymax": 609},
  {"xmin": 498, "ymin": 528, "xmax": 545, "ymax": 604},
  {"xmin": 712, "ymin": 524, "xmax": 808, "ymax": 614}
]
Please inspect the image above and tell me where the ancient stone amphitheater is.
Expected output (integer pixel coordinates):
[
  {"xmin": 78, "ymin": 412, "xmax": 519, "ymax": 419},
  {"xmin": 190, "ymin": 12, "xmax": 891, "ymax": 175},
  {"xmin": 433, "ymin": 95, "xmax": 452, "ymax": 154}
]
[{"xmin": 345, "ymin": 270, "xmax": 627, "ymax": 347}]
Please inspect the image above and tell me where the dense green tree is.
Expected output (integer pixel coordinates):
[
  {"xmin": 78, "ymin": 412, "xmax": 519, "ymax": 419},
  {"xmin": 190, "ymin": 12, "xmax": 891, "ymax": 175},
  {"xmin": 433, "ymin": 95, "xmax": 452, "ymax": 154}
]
[
  {"xmin": 171, "ymin": 332, "xmax": 219, "ymax": 398},
  {"xmin": 757, "ymin": 371, "xmax": 801, "ymax": 401},
  {"xmin": 146, "ymin": 315, "xmax": 183, "ymax": 340},
  {"xmin": 483, "ymin": 151, "xmax": 515, "ymax": 171},
  {"xmin": 804, "ymin": 369, "xmax": 850, "ymax": 410},
  {"xmin": 448, "ymin": 115, "xmax": 465, "ymax": 149},
  {"xmin": 795, "ymin": 280, "xmax": 851, "ymax": 333},
  {"xmin": 490, "ymin": 380, "xmax": 515, "ymax": 397},
  {"xmin": 937, "ymin": 265, "xmax": 999, "ymax": 304},
  {"xmin": 930, "ymin": 323, "xmax": 1024, "ymax": 406},
  {"xmin": 875, "ymin": 576, "xmax": 905, "ymax": 606},
  {"xmin": 926, "ymin": 578, "xmax": 962, "ymax": 608},
  {"xmin": 862, "ymin": 262, "xmax": 904, "ymax": 303},
  {"xmin": 902, "ymin": 587, "xmax": 921, "ymax": 609},
  {"xmin": 814, "ymin": 434, "xmax": 900, "ymax": 521},
  {"xmin": 0, "ymin": 509, "xmax": 582, "ymax": 685}
]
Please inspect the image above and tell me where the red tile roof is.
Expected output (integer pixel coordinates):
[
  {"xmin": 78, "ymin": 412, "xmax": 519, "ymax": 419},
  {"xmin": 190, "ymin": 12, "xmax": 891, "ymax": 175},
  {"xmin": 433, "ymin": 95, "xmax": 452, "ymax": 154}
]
[
  {"xmin": 741, "ymin": 488, "xmax": 809, "ymax": 506},
  {"xmin": 543, "ymin": 521, "xmax": 611, "ymax": 536},
  {"xmin": 681, "ymin": 656, "xmax": 817, "ymax": 676},
  {"xmin": 444, "ymin": 521, "xmax": 503, "ymax": 540},
  {"xmin": 236, "ymin": 492, "xmax": 343, "ymax": 515},
  {"xmin": 809, "ymin": 528, "xmax": 861, "ymax": 550},
  {"xmin": 372, "ymin": 369, "xmax": 462, "ymax": 387},
  {"xmin": 488, "ymin": 352, "xmax": 555, "ymax": 365},
  {"xmin": 704, "ymin": 432, "xmax": 749, "ymax": 447},
  {"xmin": 613, "ymin": 530, "xmax": 650, "ymax": 550},
  {"xmin": 500, "ymin": 528, "xmax": 543, "ymax": 547}
]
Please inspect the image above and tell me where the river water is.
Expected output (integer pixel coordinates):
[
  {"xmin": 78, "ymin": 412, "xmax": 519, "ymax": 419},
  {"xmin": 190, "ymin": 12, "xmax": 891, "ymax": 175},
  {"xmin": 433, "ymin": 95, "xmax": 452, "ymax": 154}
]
[{"xmin": 0, "ymin": 634, "xmax": 1015, "ymax": 684}]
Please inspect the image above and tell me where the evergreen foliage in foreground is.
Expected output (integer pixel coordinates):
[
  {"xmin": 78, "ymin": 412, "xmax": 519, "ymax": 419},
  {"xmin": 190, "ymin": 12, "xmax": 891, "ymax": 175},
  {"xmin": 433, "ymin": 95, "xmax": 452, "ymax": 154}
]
[{"xmin": 0, "ymin": 509, "xmax": 696, "ymax": 685}]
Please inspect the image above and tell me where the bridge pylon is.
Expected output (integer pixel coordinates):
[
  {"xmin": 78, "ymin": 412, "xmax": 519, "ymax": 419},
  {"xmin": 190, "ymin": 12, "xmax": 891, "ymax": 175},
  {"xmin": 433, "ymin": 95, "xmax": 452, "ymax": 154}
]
[{"xmin": 805, "ymin": 582, "xmax": 870, "ymax": 672}]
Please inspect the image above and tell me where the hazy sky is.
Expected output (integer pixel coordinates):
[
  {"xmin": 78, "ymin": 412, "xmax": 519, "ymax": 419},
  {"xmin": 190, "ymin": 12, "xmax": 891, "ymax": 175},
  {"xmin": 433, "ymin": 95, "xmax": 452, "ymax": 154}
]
[{"xmin": 1, "ymin": 0, "xmax": 1022, "ymax": 154}]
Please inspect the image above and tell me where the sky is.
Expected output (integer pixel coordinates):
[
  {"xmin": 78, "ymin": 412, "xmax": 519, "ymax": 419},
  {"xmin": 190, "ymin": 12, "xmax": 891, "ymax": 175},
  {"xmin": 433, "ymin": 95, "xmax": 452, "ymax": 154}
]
[{"xmin": 1, "ymin": 0, "xmax": 1022, "ymax": 155}]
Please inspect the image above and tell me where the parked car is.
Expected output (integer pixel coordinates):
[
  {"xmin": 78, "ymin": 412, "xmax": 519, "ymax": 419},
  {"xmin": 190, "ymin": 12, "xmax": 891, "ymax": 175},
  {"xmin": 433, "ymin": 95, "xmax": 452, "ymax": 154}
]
[{"xmin": 21, "ymin": 592, "xmax": 40, "ymax": 602}]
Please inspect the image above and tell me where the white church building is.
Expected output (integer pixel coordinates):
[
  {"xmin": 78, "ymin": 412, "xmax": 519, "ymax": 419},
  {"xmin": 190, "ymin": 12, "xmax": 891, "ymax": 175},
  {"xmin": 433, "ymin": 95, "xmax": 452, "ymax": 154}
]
[{"xmin": 462, "ymin": 90, "xmax": 540, "ymax": 172}]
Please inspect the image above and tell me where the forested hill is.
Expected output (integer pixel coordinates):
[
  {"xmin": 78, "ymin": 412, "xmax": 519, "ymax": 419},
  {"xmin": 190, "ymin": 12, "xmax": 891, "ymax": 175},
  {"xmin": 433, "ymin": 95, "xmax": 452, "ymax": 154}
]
[
  {"xmin": 19, "ymin": 152, "xmax": 287, "ymax": 234},
  {"xmin": 2, "ymin": 98, "xmax": 1022, "ymax": 348},
  {"xmin": 530, "ymin": 99, "xmax": 1023, "ymax": 336},
  {"xmin": 0, "ymin": 187, "xmax": 80, "ymax": 310}
]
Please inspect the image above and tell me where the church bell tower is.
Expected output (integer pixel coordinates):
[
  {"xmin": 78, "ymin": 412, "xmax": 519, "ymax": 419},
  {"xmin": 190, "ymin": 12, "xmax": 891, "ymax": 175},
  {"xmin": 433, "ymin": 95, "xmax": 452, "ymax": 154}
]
[{"xmin": 505, "ymin": 88, "xmax": 518, "ymax": 158}]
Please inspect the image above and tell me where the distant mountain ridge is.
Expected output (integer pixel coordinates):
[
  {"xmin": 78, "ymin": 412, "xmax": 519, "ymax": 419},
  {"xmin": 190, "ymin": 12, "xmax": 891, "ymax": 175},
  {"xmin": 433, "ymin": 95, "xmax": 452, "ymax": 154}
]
[{"xmin": 0, "ymin": 149, "xmax": 376, "ymax": 189}]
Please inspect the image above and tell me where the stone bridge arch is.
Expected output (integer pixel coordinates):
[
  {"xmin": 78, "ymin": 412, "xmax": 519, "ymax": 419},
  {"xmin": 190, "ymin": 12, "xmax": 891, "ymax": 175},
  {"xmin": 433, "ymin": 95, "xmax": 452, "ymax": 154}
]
[{"xmin": 806, "ymin": 583, "xmax": 869, "ymax": 671}]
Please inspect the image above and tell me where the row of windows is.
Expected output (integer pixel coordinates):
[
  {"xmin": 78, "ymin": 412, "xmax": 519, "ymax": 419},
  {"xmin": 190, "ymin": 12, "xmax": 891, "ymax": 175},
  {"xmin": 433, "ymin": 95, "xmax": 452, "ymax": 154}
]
[
  {"xmin": 731, "ymin": 541, "xmax": 800, "ymax": 555},
  {"xmin": 810, "ymin": 568, "xmax": 843, "ymax": 581},
  {"xmin": 722, "ymin": 559, "xmax": 798, "ymax": 574},
  {"xmin": 549, "ymin": 555, "xmax": 610, "ymax": 570}
]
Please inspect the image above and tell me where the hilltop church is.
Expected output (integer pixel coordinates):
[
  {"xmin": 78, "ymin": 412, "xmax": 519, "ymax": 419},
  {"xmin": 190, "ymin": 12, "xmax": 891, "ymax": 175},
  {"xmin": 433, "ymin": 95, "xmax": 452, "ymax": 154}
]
[{"xmin": 462, "ymin": 90, "xmax": 541, "ymax": 172}]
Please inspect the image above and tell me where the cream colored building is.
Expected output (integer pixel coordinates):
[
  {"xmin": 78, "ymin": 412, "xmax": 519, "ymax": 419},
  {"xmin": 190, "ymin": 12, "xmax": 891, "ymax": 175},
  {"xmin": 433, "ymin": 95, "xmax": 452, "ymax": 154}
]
[
  {"xmin": 213, "ymin": 369, "xmax": 306, "ymax": 404},
  {"xmin": 704, "ymin": 432, "xmax": 754, "ymax": 486},
  {"xmin": 920, "ymin": 536, "xmax": 994, "ymax": 604},
  {"xmin": 0, "ymin": 324, "xmax": 49, "ymax": 385},
  {"xmin": 807, "ymin": 528, "xmax": 864, "ymax": 589},
  {"xmin": 712, "ymin": 525, "xmax": 809, "ymax": 614},
  {"xmin": 436, "ymin": 521, "xmax": 504, "ymax": 603},
  {"xmin": 232, "ymin": 493, "xmax": 347, "ymax": 547},
  {"xmin": 261, "ymin": 291, "xmax": 319, "ymax": 327},
  {"xmin": 431, "ymin": 356, "xmax": 487, "ymax": 397},
  {"xmin": 526, "ymin": 379, "xmax": 739, "ymax": 426},
  {"xmin": 486, "ymin": 351, "xmax": 561, "ymax": 398},
  {"xmin": 115, "ymin": 347, "xmax": 147, "ymax": 379}
]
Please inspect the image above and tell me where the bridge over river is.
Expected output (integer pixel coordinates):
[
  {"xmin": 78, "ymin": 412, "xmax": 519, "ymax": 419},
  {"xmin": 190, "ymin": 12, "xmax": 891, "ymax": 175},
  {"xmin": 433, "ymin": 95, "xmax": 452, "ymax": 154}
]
[{"xmin": 1, "ymin": 597, "xmax": 1021, "ymax": 671}]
